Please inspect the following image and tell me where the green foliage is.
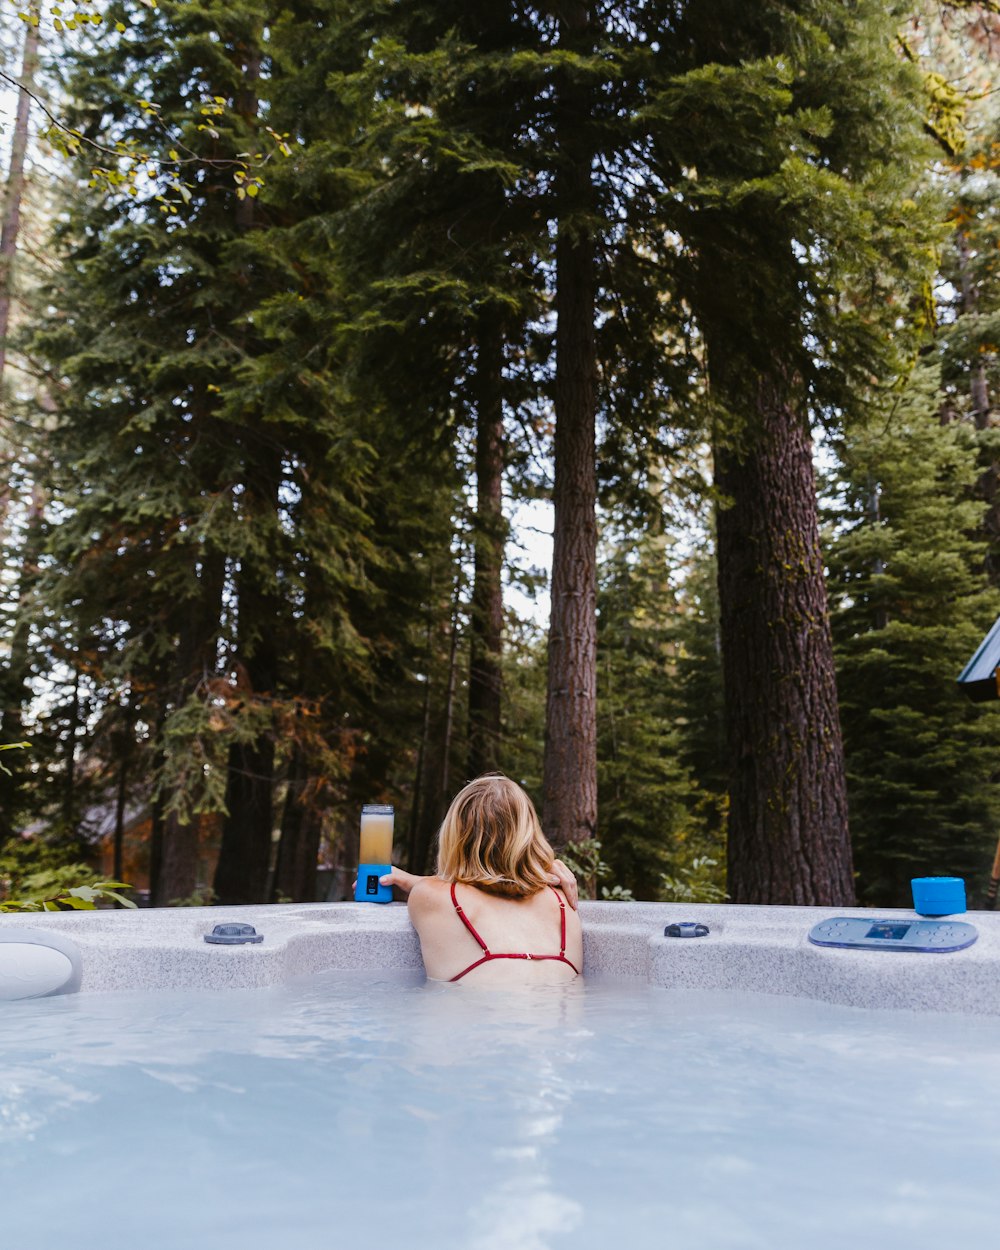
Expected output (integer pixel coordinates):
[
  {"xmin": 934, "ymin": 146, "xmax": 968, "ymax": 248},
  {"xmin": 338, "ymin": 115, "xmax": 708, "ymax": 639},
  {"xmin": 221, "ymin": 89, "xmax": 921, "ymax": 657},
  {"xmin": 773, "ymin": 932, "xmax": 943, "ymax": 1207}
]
[
  {"xmin": 22, "ymin": 0, "xmax": 290, "ymax": 205},
  {"xmin": 0, "ymin": 742, "xmax": 29, "ymax": 776},
  {"xmin": 596, "ymin": 501, "xmax": 727, "ymax": 901},
  {"xmin": 828, "ymin": 362, "xmax": 1000, "ymax": 905},
  {"xmin": 5, "ymin": 0, "xmax": 1000, "ymax": 911},
  {"xmin": 556, "ymin": 839, "xmax": 634, "ymax": 903},
  {"xmin": 0, "ymin": 836, "xmax": 95, "ymax": 897},
  {"xmin": 166, "ymin": 886, "xmax": 217, "ymax": 908},
  {"xmin": 0, "ymin": 882, "xmax": 137, "ymax": 913},
  {"xmin": 643, "ymin": 0, "xmax": 937, "ymax": 433},
  {"xmin": 23, "ymin": 0, "xmax": 462, "ymax": 899},
  {"xmin": 660, "ymin": 856, "xmax": 728, "ymax": 905},
  {"xmin": 498, "ymin": 616, "xmax": 546, "ymax": 801},
  {"xmin": 0, "ymin": 835, "xmax": 136, "ymax": 911}
]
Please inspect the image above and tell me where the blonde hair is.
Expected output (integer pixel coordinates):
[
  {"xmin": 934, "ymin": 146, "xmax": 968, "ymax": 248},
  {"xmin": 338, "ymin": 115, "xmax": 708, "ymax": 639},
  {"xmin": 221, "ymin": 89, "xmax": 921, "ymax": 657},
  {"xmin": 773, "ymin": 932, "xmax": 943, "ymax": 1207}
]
[{"xmin": 436, "ymin": 774, "xmax": 555, "ymax": 898}]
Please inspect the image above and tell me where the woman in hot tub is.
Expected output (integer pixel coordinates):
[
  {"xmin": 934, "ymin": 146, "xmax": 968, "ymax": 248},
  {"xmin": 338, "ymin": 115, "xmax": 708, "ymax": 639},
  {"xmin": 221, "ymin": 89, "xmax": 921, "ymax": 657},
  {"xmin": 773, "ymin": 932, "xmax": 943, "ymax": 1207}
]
[{"xmin": 379, "ymin": 774, "xmax": 582, "ymax": 984}]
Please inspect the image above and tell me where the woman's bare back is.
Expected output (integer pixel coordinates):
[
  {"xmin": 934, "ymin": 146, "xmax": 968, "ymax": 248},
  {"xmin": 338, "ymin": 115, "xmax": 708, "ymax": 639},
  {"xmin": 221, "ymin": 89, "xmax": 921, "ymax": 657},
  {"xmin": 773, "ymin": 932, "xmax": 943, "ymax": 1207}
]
[{"xmin": 407, "ymin": 877, "xmax": 583, "ymax": 985}]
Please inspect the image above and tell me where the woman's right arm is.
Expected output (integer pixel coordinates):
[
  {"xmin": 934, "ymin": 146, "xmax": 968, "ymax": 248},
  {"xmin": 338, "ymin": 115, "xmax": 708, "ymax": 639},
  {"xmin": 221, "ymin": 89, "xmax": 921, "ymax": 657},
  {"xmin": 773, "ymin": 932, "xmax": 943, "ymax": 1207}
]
[{"xmin": 377, "ymin": 867, "xmax": 427, "ymax": 898}]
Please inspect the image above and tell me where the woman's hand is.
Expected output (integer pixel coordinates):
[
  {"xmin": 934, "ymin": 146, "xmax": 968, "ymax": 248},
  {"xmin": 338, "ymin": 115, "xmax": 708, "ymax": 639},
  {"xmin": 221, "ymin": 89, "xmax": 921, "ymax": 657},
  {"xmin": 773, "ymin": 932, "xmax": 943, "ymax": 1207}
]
[
  {"xmin": 377, "ymin": 867, "xmax": 424, "ymax": 897},
  {"xmin": 546, "ymin": 858, "xmax": 579, "ymax": 910},
  {"xmin": 350, "ymin": 866, "xmax": 425, "ymax": 899}
]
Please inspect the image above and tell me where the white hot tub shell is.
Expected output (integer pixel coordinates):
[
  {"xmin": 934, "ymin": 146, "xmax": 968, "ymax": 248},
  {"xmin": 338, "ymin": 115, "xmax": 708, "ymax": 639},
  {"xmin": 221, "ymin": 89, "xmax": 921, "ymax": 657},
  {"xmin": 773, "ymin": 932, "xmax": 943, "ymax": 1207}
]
[{"xmin": 1, "ymin": 900, "xmax": 999, "ymax": 1013}]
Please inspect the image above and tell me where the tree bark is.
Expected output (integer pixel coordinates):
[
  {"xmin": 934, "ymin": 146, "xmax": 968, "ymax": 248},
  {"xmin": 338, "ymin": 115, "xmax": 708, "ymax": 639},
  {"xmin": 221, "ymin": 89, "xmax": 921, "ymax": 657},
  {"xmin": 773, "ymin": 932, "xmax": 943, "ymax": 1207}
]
[
  {"xmin": 0, "ymin": 480, "xmax": 43, "ymax": 848},
  {"xmin": 955, "ymin": 227, "xmax": 990, "ymax": 430},
  {"xmin": 212, "ymin": 440, "xmax": 279, "ymax": 904},
  {"xmin": 272, "ymin": 744, "xmax": 324, "ymax": 903},
  {"xmin": 0, "ymin": 12, "xmax": 40, "ymax": 385},
  {"xmin": 955, "ymin": 221, "xmax": 1000, "ymax": 586},
  {"xmin": 158, "ymin": 809, "xmax": 200, "ymax": 904},
  {"xmin": 213, "ymin": 576, "xmax": 279, "ymax": 903},
  {"xmin": 148, "ymin": 785, "xmax": 164, "ymax": 906},
  {"xmin": 62, "ymin": 667, "xmax": 82, "ymax": 837},
  {"xmin": 438, "ymin": 573, "xmax": 462, "ymax": 811},
  {"xmin": 467, "ymin": 310, "xmax": 505, "ymax": 777},
  {"xmin": 152, "ymin": 548, "xmax": 224, "ymax": 906},
  {"xmin": 112, "ymin": 741, "xmax": 129, "ymax": 885},
  {"xmin": 542, "ymin": 0, "xmax": 598, "ymax": 848},
  {"xmin": 154, "ymin": 632, "xmax": 201, "ymax": 905},
  {"xmin": 406, "ymin": 618, "xmax": 434, "ymax": 873},
  {"xmin": 215, "ymin": 735, "xmax": 276, "ymax": 904},
  {"xmin": 714, "ymin": 374, "xmax": 854, "ymax": 904},
  {"xmin": 211, "ymin": 35, "xmax": 280, "ymax": 905},
  {"xmin": 408, "ymin": 575, "xmax": 465, "ymax": 876}
]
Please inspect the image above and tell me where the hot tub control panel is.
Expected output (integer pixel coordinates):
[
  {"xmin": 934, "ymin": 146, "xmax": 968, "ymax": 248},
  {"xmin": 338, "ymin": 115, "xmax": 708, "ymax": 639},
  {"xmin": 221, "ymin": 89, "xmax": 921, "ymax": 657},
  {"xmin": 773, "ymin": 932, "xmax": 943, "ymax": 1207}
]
[{"xmin": 808, "ymin": 917, "xmax": 978, "ymax": 953}]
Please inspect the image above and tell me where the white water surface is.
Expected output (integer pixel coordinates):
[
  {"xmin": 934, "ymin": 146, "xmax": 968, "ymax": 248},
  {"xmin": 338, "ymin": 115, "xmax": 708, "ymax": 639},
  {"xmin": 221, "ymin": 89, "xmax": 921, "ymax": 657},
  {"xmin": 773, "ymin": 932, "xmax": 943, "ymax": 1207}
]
[{"xmin": 1, "ymin": 973, "xmax": 999, "ymax": 1250}]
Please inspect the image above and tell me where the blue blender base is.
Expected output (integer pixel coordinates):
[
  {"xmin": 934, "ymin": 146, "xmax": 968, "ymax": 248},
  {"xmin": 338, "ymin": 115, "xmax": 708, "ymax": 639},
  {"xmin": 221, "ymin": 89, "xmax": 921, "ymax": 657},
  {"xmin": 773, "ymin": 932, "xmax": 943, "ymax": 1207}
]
[{"xmin": 355, "ymin": 864, "xmax": 393, "ymax": 903}]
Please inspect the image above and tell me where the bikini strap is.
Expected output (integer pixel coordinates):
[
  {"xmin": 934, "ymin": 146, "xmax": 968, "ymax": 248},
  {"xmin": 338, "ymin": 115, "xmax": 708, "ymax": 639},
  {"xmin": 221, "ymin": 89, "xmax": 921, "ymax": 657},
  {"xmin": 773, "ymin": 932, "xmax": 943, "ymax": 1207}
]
[
  {"xmin": 450, "ymin": 882, "xmax": 490, "ymax": 955},
  {"xmin": 548, "ymin": 884, "xmax": 567, "ymax": 955}
]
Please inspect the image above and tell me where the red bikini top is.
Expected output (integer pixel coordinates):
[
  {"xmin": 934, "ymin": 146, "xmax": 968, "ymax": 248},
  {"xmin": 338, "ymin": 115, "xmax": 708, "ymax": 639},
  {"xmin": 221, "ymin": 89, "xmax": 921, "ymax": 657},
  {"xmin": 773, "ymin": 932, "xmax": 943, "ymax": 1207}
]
[{"xmin": 448, "ymin": 882, "xmax": 580, "ymax": 982}]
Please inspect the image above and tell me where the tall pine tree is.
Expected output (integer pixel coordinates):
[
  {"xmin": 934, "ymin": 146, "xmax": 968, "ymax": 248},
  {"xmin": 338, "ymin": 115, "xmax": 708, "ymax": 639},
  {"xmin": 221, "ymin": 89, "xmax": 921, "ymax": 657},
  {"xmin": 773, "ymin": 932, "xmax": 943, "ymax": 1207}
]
[
  {"xmin": 643, "ymin": 0, "xmax": 935, "ymax": 902},
  {"xmin": 829, "ymin": 363, "xmax": 1000, "ymax": 905}
]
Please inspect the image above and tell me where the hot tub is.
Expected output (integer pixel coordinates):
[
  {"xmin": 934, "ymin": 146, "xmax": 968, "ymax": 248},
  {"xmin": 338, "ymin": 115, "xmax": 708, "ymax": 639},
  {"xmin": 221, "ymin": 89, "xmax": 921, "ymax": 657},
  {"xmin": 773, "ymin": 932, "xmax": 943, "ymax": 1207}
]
[{"xmin": 2, "ymin": 902, "xmax": 999, "ymax": 1249}]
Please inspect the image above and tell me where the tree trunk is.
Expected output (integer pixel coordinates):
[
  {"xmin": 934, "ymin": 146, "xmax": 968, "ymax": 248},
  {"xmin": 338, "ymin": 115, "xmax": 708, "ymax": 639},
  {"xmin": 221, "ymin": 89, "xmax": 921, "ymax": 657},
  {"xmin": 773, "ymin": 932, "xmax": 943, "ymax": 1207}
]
[
  {"xmin": 467, "ymin": 310, "xmax": 505, "ymax": 777},
  {"xmin": 213, "ymin": 475, "xmax": 278, "ymax": 904},
  {"xmin": 272, "ymin": 744, "xmax": 324, "ymax": 902},
  {"xmin": 112, "ymin": 745, "xmax": 128, "ymax": 885},
  {"xmin": 956, "ymin": 228, "xmax": 990, "ymax": 430},
  {"xmin": 62, "ymin": 667, "xmax": 82, "ymax": 837},
  {"xmin": 158, "ymin": 810, "xmax": 200, "ymax": 904},
  {"xmin": 0, "ymin": 13, "xmax": 40, "ymax": 385},
  {"xmin": 216, "ymin": 735, "xmax": 276, "ymax": 904},
  {"xmin": 213, "ymin": 594, "xmax": 279, "ymax": 903},
  {"xmin": 406, "ymin": 617, "xmax": 434, "ymax": 872},
  {"xmin": 148, "ymin": 786, "xmax": 164, "ymax": 906},
  {"xmin": 0, "ymin": 481, "xmax": 43, "ymax": 847},
  {"xmin": 212, "ymin": 36, "xmax": 279, "ymax": 905},
  {"xmin": 955, "ymin": 222, "xmax": 1000, "ymax": 585},
  {"xmin": 542, "ymin": 0, "xmax": 598, "ymax": 848},
  {"xmin": 409, "ymin": 576, "xmax": 464, "ymax": 876},
  {"xmin": 714, "ymin": 374, "xmax": 854, "ymax": 905},
  {"xmin": 152, "ymin": 549, "xmax": 224, "ymax": 906},
  {"xmin": 155, "ymin": 645, "xmax": 200, "ymax": 905},
  {"xmin": 438, "ymin": 574, "xmax": 462, "ymax": 810},
  {"xmin": 271, "ymin": 560, "xmax": 329, "ymax": 903}
]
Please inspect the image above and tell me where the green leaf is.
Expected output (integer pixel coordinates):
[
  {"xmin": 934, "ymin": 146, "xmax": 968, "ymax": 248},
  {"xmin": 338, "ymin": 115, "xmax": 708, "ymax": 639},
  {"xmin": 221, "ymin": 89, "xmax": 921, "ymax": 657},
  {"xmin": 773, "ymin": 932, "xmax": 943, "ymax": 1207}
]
[
  {"xmin": 98, "ymin": 890, "xmax": 138, "ymax": 909},
  {"xmin": 65, "ymin": 885, "xmax": 99, "ymax": 903}
]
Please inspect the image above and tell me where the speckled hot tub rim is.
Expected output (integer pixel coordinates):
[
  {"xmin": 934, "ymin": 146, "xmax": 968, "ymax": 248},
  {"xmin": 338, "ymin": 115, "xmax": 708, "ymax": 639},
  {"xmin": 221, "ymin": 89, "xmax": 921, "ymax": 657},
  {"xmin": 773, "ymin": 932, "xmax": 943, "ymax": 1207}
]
[{"xmin": 2, "ymin": 899, "xmax": 999, "ymax": 1014}]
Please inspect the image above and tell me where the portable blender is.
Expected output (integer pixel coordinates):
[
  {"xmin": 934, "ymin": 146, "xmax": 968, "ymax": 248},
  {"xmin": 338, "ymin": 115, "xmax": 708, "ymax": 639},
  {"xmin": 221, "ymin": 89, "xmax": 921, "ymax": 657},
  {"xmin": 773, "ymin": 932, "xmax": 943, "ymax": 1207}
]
[{"xmin": 355, "ymin": 803, "xmax": 394, "ymax": 903}]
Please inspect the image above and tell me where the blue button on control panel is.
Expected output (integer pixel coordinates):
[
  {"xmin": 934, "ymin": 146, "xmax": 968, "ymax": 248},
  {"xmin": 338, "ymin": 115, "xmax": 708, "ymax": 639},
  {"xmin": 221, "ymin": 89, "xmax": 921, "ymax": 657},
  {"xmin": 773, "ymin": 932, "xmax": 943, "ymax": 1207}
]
[{"xmin": 808, "ymin": 917, "xmax": 978, "ymax": 953}]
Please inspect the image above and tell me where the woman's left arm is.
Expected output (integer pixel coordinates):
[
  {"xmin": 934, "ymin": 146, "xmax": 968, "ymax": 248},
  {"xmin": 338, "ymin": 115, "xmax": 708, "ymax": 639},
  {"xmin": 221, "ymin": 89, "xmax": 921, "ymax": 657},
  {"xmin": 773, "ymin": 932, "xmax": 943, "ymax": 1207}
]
[{"xmin": 362, "ymin": 863, "xmax": 579, "ymax": 908}]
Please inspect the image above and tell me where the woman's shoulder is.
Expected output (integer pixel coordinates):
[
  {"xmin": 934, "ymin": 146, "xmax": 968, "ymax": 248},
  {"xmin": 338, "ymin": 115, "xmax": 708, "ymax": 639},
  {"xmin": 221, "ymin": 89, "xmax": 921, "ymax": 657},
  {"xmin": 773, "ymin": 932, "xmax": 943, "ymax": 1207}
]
[{"xmin": 407, "ymin": 875, "xmax": 453, "ymax": 914}]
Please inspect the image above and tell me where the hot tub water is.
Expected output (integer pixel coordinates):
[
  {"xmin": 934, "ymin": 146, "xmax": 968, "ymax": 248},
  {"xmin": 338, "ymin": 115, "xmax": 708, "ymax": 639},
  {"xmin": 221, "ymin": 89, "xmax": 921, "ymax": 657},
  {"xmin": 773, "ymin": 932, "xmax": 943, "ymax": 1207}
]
[{"xmin": 1, "ymin": 972, "xmax": 999, "ymax": 1250}]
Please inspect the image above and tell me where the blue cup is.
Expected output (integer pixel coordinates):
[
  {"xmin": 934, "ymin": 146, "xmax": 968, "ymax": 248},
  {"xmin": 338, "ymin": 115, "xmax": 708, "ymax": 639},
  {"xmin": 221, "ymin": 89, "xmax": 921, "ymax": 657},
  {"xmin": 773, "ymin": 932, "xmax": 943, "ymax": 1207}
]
[{"xmin": 911, "ymin": 876, "xmax": 966, "ymax": 916}]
